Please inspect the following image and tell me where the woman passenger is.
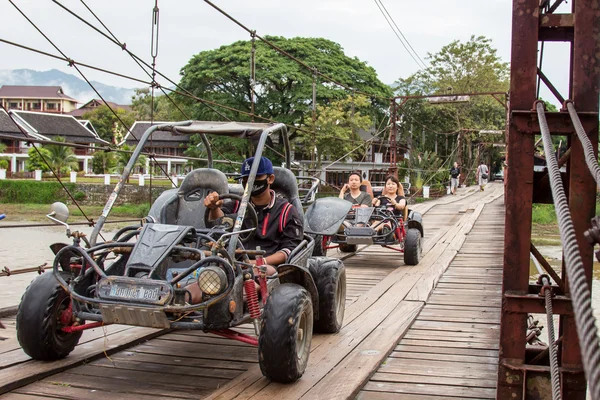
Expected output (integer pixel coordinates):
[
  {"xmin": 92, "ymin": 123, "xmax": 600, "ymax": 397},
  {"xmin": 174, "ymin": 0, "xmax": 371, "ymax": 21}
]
[{"xmin": 372, "ymin": 175, "xmax": 406, "ymax": 233}]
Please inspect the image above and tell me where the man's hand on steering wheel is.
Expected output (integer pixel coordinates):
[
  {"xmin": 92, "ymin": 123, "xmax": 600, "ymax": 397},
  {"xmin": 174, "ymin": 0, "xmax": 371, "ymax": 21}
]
[{"xmin": 204, "ymin": 192, "xmax": 224, "ymax": 210}]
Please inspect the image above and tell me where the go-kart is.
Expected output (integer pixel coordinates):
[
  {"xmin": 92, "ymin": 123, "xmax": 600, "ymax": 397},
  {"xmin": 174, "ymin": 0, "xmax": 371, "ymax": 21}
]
[
  {"xmin": 308, "ymin": 199, "xmax": 424, "ymax": 266},
  {"xmin": 16, "ymin": 122, "xmax": 347, "ymax": 383}
]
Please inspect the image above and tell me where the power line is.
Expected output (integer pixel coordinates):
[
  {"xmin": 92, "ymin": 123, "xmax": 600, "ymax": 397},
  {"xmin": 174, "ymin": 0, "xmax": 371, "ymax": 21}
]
[
  {"xmin": 373, "ymin": 0, "xmax": 427, "ymax": 70},
  {"xmin": 202, "ymin": 0, "xmax": 392, "ymax": 102}
]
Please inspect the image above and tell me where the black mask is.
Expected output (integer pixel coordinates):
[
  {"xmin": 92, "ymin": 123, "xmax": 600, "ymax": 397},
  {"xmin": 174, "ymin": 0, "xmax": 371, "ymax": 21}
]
[{"xmin": 250, "ymin": 178, "xmax": 269, "ymax": 196}]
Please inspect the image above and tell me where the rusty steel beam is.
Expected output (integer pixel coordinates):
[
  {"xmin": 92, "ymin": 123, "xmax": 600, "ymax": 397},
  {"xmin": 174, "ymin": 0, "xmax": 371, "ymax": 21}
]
[
  {"xmin": 501, "ymin": 1, "xmax": 600, "ymax": 398},
  {"xmin": 511, "ymin": 109, "xmax": 598, "ymax": 134},
  {"xmin": 504, "ymin": 292, "xmax": 574, "ymax": 315},
  {"xmin": 530, "ymin": 242, "xmax": 566, "ymax": 293},
  {"xmin": 539, "ymin": 13, "xmax": 574, "ymax": 41},
  {"xmin": 536, "ymin": 67, "xmax": 566, "ymax": 104},
  {"xmin": 560, "ymin": 1, "xmax": 600, "ymax": 398},
  {"xmin": 498, "ymin": 1, "xmax": 539, "ymax": 398}
]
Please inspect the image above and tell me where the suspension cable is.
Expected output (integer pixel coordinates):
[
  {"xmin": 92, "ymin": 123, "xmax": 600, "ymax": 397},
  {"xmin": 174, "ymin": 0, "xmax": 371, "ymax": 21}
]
[
  {"xmin": 566, "ymin": 101, "xmax": 600, "ymax": 186},
  {"xmin": 531, "ymin": 252, "xmax": 562, "ymax": 400},
  {"xmin": 536, "ymin": 101, "xmax": 600, "ymax": 399}
]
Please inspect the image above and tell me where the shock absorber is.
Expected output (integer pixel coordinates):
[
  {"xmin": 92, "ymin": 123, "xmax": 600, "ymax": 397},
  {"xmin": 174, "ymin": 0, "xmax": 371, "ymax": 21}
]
[{"xmin": 244, "ymin": 273, "xmax": 261, "ymax": 335}]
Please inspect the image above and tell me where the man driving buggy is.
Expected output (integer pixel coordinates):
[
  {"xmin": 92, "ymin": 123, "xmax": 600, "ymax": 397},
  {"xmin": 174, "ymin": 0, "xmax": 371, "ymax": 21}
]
[{"xmin": 187, "ymin": 156, "xmax": 304, "ymax": 304}]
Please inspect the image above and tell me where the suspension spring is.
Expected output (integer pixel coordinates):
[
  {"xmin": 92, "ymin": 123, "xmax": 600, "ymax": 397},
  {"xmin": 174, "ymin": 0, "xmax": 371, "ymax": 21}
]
[{"xmin": 244, "ymin": 274, "xmax": 260, "ymax": 319}]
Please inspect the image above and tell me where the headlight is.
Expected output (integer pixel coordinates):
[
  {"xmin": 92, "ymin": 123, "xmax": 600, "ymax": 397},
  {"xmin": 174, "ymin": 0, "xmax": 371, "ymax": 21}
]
[{"xmin": 198, "ymin": 266, "xmax": 227, "ymax": 295}]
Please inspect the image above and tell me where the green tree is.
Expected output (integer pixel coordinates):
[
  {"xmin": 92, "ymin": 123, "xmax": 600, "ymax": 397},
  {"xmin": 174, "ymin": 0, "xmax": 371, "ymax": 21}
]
[
  {"xmin": 297, "ymin": 95, "xmax": 373, "ymax": 169},
  {"xmin": 393, "ymin": 36, "xmax": 509, "ymax": 171},
  {"xmin": 115, "ymin": 144, "xmax": 147, "ymax": 175},
  {"xmin": 44, "ymin": 137, "xmax": 79, "ymax": 176},
  {"xmin": 91, "ymin": 150, "xmax": 116, "ymax": 174},
  {"xmin": 26, "ymin": 146, "xmax": 51, "ymax": 172},
  {"xmin": 0, "ymin": 143, "xmax": 8, "ymax": 169},
  {"xmin": 184, "ymin": 135, "xmax": 251, "ymax": 173},
  {"xmin": 131, "ymin": 88, "xmax": 186, "ymax": 121},
  {"xmin": 178, "ymin": 37, "xmax": 392, "ymax": 130},
  {"xmin": 83, "ymin": 105, "xmax": 136, "ymax": 143}
]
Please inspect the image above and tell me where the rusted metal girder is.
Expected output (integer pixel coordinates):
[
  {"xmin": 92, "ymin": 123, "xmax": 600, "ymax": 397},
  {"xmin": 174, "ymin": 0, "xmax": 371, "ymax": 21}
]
[{"xmin": 499, "ymin": 1, "xmax": 599, "ymax": 398}]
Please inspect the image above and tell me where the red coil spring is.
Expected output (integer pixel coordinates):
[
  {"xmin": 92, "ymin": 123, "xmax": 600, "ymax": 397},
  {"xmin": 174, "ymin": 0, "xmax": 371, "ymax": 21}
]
[{"xmin": 244, "ymin": 279, "xmax": 261, "ymax": 319}]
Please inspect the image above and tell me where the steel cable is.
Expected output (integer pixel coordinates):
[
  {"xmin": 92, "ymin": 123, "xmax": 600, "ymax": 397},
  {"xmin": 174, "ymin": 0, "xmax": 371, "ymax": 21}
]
[
  {"xmin": 537, "ymin": 101, "xmax": 600, "ymax": 399},
  {"xmin": 542, "ymin": 276, "xmax": 562, "ymax": 400},
  {"xmin": 566, "ymin": 101, "xmax": 600, "ymax": 186}
]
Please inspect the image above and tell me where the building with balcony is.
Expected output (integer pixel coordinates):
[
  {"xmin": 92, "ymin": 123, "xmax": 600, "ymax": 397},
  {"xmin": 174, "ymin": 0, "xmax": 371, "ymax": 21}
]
[
  {"xmin": 123, "ymin": 121, "xmax": 189, "ymax": 175},
  {"xmin": 1, "ymin": 110, "xmax": 107, "ymax": 173},
  {"xmin": 0, "ymin": 86, "xmax": 79, "ymax": 114},
  {"xmin": 67, "ymin": 99, "xmax": 132, "ymax": 119}
]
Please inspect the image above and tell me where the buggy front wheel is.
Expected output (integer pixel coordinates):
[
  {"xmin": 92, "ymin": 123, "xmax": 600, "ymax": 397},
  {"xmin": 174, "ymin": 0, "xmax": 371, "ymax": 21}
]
[
  {"xmin": 259, "ymin": 283, "xmax": 313, "ymax": 383},
  {"xmin": 404, "ymin": 228, "xmax": 422, "ymax": 266},
  {"xmin": 16, "ymin": 272, "xmax": 82, "ymax": 360}
]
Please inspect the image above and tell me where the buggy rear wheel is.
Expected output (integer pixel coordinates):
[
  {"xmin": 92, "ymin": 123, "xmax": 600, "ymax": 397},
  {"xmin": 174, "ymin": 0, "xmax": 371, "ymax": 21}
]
[
  {"xmin": 309, "ymin": 257, "xmax": 346, "ymax": 333},
  {"xmin": 311, "ymin": 235, "xmax": 330, "ymax": 257},
  {"xmin": 404, "ymin": 228, "xmax": 422, "ymax": 266},
  {"xmin": 259, "ymin": 283, "xmax": 313, "ymax": 383},
  {"xmin": 338, "ymin": 243, "xmax": 357, "ymax": 253},
  {"xmin": 16, "ymin": 272, "xmax": 82, "ymax": 360}
]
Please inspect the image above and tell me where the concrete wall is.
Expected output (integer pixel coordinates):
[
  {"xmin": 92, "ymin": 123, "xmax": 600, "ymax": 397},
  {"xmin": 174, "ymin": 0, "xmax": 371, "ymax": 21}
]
[{"xmin": 74, "ymin": 183, "xmax": 170, "ymax": 206}]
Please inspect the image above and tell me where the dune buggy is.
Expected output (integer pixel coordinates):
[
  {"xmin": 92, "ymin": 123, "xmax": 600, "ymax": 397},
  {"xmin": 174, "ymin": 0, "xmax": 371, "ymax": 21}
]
[
  {"xmin": 16, "ymin": 122, "xmax": 348, "ymax": 383},
  {"xmin": 308, "ymin": 200, "xmax": 424, "ymax": 266}
]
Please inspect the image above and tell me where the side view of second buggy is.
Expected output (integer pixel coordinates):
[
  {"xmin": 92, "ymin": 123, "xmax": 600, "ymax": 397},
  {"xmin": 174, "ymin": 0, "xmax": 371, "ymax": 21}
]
[{"xmin": 308, "ymin": 197, "xmax": 424, "ymax": 266}]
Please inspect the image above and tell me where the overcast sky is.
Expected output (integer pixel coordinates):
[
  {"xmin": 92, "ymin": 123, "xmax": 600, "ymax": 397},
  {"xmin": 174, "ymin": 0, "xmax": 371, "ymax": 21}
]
[{"xmin": 1, "ymin": 0, "xmax": 571, "ymax": 106}]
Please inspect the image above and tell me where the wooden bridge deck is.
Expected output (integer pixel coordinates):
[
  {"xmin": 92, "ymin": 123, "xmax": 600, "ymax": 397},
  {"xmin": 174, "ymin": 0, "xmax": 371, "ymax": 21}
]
[
  {"xmin": 358, "ymin": 196, "xmax": 504, "ymax": 400},
  {"xmin": 0, "ymin": 184, "xmax": 505, "ymax": 400}
]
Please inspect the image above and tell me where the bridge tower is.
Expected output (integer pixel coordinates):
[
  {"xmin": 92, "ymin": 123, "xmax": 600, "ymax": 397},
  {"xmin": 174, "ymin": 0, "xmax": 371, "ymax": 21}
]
[{"xmin": 499, "ymin": 0, "xmax": 600, "ymax": 398}]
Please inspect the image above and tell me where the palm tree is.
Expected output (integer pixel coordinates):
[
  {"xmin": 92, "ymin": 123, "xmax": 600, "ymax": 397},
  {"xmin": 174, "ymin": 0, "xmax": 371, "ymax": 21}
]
[
  {"xmin": 115, "ymin": 145, "xmax": 146, "ymax": 182},
  {"xmin": 44, "ymin": 137, "xmax": 79, "ymax": 177}
]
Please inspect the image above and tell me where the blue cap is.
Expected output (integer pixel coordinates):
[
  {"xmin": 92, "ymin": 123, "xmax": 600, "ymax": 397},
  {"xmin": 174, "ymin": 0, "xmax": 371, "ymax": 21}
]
[{"xmin": 240, "ymin": 156, "xmax": 274, "ymax": 177}]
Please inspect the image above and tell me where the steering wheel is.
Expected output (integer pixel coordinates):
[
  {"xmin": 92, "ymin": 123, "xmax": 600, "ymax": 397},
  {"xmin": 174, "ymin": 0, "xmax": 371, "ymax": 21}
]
[{"xmin": 203, "ymin": 193, "xmax": 258, "ymax": 244}]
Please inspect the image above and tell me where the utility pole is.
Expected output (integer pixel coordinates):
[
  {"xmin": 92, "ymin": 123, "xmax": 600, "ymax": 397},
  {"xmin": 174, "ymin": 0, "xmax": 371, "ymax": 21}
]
[
  {"xmin": 456, "ymin": 130, "xmax": 463, "ymax": 185},
  {"xmin": 388, "ymin": 99, "xmax": 398, "ymax": 177}
]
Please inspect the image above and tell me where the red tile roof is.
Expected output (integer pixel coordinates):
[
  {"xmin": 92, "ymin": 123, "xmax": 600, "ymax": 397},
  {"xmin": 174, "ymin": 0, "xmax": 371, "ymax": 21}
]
[{"xmin": 0, "ymin": 86, "xmax": 78, "ymax": 102}]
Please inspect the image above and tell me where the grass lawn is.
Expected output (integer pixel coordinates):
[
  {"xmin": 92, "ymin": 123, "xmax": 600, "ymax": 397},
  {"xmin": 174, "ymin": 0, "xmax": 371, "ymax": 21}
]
[
  {"xmin": 1, "ymin": 203, "xmax": 149, "ymax": 222},
  {"xmin": 41, "ymin": 176, "xmax": 175, "ymax": 186}
]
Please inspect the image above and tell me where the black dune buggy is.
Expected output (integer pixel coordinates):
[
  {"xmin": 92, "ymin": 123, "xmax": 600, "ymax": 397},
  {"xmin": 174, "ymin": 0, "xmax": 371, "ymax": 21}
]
[
  {"xmin": 308, "ymin": 199, "xmax": 424, "ymax": 266},
  {"xmin": 16, "ymin": 122, "xmax": 348, "ymax": 383}
]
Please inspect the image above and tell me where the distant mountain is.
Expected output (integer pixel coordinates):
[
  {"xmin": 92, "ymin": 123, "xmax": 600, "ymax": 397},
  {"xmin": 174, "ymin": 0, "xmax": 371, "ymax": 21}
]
[{"xmin": 0, "ymin": 69, "xmax": 139, "ymax": 105}]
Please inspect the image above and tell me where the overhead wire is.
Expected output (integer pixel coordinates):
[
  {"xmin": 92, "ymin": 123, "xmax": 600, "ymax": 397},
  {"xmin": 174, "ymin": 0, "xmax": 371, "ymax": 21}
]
[
  {"xmin": 201, "ymin": 0, "xmax": 392, "ymax": 102},
  {"xmin": 372, "ymin": 0, "xmax": 427, "ymax": 70},
  {"xmin": 7, "ymin": 0, "xmax": 179, "ymax": 189}
]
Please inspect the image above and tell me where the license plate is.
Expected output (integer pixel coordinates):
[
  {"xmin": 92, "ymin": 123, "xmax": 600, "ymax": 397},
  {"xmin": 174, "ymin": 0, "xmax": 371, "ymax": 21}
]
[
  {"xmin": 109, "ymin": 284, "xmax": 160, "ymax": 302},
  {"xmin": 97, "ymin": 278, "xmax": 172, "ymax": 305}
]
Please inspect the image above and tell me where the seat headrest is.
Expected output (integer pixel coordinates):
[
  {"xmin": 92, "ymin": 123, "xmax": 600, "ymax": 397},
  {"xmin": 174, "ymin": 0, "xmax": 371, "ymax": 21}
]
[
  {"xmin": 178, "ymin": 168, "xmax": 229, "ymax": 198},
  {"xmin": 271, "ymin": 167, "xmax": 299, "ymax": 201}
]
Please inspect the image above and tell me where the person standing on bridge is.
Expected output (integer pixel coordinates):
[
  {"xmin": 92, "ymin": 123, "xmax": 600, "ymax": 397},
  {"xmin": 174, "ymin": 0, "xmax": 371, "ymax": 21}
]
[
  {"xmin": 477, "ymin": 161, "xmax": 489, "ymax": 192},
  {"xmin": 449, "ymin": 162, "xmax": 460, "ymax": 195}
]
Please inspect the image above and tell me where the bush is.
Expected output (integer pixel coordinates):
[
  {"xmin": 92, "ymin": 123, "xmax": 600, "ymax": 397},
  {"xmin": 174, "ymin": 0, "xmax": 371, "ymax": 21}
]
[
  {"xmin": 0, "ymin": 180, "xmax": 76, "ymax": 204},
  {"xmin": 0, "ymin": 159, "xmax": 8, "ymax": 170},
  {"xmin": 73, "ymin": 191, "xmax": 87, "ymax": 201}
]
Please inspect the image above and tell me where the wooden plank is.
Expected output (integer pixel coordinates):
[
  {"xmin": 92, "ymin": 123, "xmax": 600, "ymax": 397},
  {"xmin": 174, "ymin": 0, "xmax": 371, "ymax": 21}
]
[
  {"xmin": 301, "ymin": 301, "xmax": 423, "ymax": 399},
  {"xmin": 95, "ymin": 350, "xmax": 253, "ymax": 371},
  {"xmin": 15, "ymin": 381, "xmax": 176, "ymax": 400},
  {"xmin": 362, "ymin": 381, "xmax": 496, "ymax": 399},
  {"xmin": 40, "ymin": 372, "xmax": 204, "ymax": 399},
  {"xmin": 389, "ymin": 350, "xmax": 498, "ymax": 365},
  {"xmin": 0, "ymin": 327, "xmax": 164, "ymax": 395},
  {"xmin": 357, "ymin": 390, "xmax": 489, "ymax": 400},
  {"xmin": 370, "ymin": 372, "xmax": 498, "ymax": 388}
]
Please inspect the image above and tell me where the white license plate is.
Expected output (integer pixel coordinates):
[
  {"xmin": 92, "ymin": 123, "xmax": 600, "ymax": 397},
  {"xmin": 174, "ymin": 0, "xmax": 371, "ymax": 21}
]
[{"xmin": 109, "ymin": 284, "xmax": 161, "ymax": 302}]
